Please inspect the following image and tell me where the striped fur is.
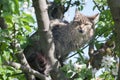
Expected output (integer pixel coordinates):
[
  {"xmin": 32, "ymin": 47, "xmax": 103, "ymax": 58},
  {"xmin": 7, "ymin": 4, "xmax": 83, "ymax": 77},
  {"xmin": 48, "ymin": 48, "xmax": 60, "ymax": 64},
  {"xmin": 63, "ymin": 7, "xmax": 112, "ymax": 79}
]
[{"xmin": 52, "ymin": 10, "xmax": 98, "ymax": 61}]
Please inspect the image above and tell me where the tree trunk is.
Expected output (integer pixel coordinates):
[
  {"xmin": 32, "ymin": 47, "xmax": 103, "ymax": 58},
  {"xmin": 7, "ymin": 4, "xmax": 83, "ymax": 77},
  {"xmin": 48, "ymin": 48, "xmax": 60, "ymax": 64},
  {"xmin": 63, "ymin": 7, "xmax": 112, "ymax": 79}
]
[
  {"xmin": 107, "ymin": 0, "xmax": 120, "ymax": 80},
  {"xmin": 30, "ymin": 0, "xmax": 67, "ymax": 80}
]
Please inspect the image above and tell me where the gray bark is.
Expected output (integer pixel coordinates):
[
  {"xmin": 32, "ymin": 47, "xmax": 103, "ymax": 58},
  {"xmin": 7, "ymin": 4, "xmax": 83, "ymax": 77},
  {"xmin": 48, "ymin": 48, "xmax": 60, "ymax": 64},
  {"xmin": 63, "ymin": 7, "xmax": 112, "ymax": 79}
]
[
  {"xmin": 31, "ymin": 0, "xmax": 67, "ymax": 80},
  {"xmin": 107, "ymin": 0, "xmax": 120, "ymax": 80}
]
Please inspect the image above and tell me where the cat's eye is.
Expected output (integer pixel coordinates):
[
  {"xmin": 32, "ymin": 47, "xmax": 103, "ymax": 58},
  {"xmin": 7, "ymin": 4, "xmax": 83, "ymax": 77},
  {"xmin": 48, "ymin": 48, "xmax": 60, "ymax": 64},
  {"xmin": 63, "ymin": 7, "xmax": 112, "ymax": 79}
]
[
  {"xmin": 84, "ymin": 22, "xmax": 90, "ymax": 25},
  {"xmin": 76, "ymin": 21, "xmax": 81, "ymax": 25},
  {"xmin": 84, "ymin": 23, "xmax": 88, "ymax": 25},
  {"xmin": 84, "ymin": 22, "xmax": 92, "ymax": 25}
]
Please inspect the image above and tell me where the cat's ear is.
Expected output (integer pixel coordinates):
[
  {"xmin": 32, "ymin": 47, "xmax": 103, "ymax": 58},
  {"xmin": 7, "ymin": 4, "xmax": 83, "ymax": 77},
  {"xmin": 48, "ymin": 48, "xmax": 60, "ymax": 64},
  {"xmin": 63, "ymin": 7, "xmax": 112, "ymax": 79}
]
[
  {"xmin": 74, "ymin": 9, "xmax": 80, "ymax": 20},
  {"xmin": 75, "ymin": 9, "xmax": 80, "ymax": 15},
  {"xmin": 88, "ymin": 13, "xmax": 99, "ymax": 23}
]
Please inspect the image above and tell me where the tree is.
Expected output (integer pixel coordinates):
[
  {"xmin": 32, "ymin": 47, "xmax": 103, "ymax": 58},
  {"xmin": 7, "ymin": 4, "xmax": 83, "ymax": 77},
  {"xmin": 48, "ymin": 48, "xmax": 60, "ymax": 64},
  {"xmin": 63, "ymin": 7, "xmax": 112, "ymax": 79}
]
[
  {"xmin": 0, "ymin": 0, "xmax": 120, "ymax": 80},
  {"xmin": 107, "ymin": 0, "xmax": 120, "ymax": 80}
]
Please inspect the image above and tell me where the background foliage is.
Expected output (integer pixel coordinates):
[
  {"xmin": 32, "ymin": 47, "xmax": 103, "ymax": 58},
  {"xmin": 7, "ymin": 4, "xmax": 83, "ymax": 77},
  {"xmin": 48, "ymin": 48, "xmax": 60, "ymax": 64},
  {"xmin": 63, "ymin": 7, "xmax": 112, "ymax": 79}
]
[
  {"xmin": 0, "ymin": 0, "xmax": 35, "ymax": 79},
  {"xmin": 0, "ymin": 0, "xmax": 119, "ymax": 80}
]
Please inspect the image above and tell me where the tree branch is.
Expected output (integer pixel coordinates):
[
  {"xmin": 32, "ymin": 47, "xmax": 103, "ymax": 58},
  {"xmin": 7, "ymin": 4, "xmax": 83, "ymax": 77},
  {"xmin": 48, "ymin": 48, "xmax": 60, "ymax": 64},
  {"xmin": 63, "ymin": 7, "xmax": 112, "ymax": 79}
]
[
  {"xmin": 88, "ymin": 38, "xmax": 95, "ymax": 66},
  {"xmin": 64, "ymin": 0, "xmax": 72, "ymax": 13},
  {"xmin": 93, "ymin": 0, "xmax": 102, "ymax": 12},
  {"xmin": 4, "ymin": 61, "xmax": 48, "ymax": 80},
  {"xmin": 32, "ymin": 0, "xmax": 50, "ymax": 31},
  {"xmin": 32, "ymin": 0, "xmax": 56, "ymax": 62},
  {"xmin": 16, "ymin": 50, "xmax": 36, "ymax": 80},
  {"xmin": 32, "ymin": 0, "xmax": 66, "ymax": 80}
]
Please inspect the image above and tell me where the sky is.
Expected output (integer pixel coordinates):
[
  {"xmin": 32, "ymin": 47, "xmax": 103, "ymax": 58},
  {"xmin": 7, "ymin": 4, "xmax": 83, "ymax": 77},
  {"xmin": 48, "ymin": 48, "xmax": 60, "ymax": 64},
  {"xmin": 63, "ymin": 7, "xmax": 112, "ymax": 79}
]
[
  {"xmin": 64, "ymin": 0, "xmax": 99, "ymax": 22},
  {"xmin": 81, "ymin": 0, "xmax": 99, "ymax": 15}
]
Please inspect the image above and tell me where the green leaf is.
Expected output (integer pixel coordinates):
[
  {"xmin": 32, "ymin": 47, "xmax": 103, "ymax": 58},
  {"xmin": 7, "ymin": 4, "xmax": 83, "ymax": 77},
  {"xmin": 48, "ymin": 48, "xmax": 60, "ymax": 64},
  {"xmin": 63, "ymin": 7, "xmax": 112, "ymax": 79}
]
[
  {"xmin": 3, "ymin": 13, "xmax": 13, "ymax": 23},
  {"xmin": 2, "ymin": 1, "xmax": 12, "ymax": 13},
  {"xmin": 67, "ymin": 71, "xmax": 74, "ymax": 78},
  {"xmin": 12, "ymin": 0, "xmax": 20, "ymax": 14},
  {"xmin": 93, "ymin": 5, "xmax": 96, "ymax": 11},
  {"xmin": 21, "ymin": 13, "xmax": 35, "ymax": 24},
  {"xmin": 95, "ymin": 41, "xmax": 103, "ymax": 49},
  {"xmin": 24, "ymin": 25, "xmax": 31, "ymax": 32},
  {"xmin": 0, "ymin": 42, "xmax": 8, "ymax": 50},
  {"xmin": 75, "ymin": 78, "xmax": 82, "ymax": 80},
  {"xmin": 78, "ymin": 5, "xmax": 83, "ymax": 11}
]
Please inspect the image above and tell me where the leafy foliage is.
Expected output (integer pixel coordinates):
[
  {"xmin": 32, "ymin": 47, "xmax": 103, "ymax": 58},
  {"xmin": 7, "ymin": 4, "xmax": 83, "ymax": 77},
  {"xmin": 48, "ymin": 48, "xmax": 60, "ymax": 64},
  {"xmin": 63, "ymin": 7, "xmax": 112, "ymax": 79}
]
[
  {"xmin": 0, "ymin": 0, "xmax": 35, "ymax": 79},
  {"xmin": 0, "ymin": 0, "xmax": 119, "ymax": 80}
]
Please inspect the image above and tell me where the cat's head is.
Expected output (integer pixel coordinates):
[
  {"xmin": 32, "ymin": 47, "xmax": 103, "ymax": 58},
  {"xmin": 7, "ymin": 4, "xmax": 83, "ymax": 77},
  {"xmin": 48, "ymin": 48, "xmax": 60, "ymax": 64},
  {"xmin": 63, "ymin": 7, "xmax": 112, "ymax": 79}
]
[{"xmin": 73, "ymin": 9, "xmax": 99, "ymax": 35}]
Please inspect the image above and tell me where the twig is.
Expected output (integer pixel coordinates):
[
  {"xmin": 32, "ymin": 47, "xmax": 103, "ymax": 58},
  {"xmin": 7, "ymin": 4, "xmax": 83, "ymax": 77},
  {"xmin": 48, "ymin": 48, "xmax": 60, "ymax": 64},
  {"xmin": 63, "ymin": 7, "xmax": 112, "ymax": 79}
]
[
  {"xmin": 93, "ymin": 0, "xmax": 102, "ymax": 13},
  {"xmin": 64, "ymin": 0, "xmax": 72, "ymax": 13},
  {"xmin": 88, "ymin": 36, "xmax": 95, "ymax": 58},
  {"xmin": 66, "ymin": 43, "xmax": 89, "ymax": 59}
]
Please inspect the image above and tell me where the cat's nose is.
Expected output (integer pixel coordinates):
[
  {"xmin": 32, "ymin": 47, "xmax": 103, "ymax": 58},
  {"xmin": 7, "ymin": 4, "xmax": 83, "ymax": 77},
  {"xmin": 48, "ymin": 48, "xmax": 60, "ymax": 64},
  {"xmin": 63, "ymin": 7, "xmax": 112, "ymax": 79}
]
[{"xmin": 79, "ymin": 29, "xmax": 84, "ymax": 33}]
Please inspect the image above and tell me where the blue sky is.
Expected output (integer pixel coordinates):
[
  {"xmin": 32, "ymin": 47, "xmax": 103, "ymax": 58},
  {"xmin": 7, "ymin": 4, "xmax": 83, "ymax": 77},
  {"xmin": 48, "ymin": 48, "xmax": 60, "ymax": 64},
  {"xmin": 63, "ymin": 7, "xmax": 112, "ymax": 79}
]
[
  {"xmin": 48, "ymin": 0, "xmax": 99, "ymax": 21},
  {"xmin": 64, "ymin": 0, "xmax": 99, "ymax": 22},
  {"xmin": 81, "ymin": 0, "xmax": 99, "ymax": 15}
]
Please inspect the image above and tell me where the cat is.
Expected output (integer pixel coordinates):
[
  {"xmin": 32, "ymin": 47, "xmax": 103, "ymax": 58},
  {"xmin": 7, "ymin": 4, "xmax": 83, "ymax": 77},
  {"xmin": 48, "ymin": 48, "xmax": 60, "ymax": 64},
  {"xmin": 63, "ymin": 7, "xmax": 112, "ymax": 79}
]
[
  {"xmin": 51, "ymin": 10, "xmax": 99, "ymax": 63},
  {"xmin": 24, "ymin": 10, "xmax": 99, "ymax": 77}
]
